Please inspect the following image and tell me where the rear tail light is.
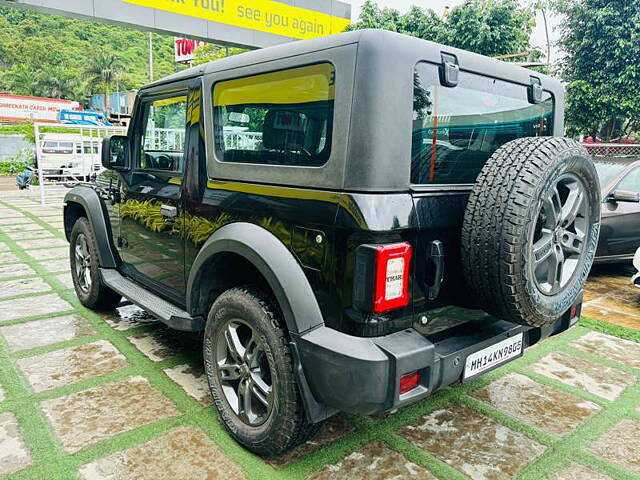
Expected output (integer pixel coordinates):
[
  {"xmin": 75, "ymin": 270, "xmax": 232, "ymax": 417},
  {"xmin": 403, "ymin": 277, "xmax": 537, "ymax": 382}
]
[
  {"xmin": 373, "ymin": 242, "xmax": 412, "ymax": 313},
  {"xmin": 399, "ymin": 371, "xmax": 421, "ymax": 394}
]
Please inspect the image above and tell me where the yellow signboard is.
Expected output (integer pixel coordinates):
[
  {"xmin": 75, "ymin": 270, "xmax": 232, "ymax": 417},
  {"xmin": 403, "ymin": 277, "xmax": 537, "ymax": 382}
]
[{"xmin": 122, "ymin": 0, "xmax": 351, "ymax": 40}]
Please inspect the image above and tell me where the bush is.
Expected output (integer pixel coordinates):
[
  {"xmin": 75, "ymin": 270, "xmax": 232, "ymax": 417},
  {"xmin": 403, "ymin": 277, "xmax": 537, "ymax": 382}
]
[{"xmin": 0, "ymin": 147, "xmax": 36, "ymax": 175}]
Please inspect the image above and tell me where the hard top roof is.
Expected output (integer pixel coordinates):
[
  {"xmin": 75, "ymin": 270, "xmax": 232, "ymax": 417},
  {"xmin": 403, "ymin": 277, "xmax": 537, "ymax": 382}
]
[{"xmin": 147, "ymin": 29, "xmax": 561, "ymax": 91}]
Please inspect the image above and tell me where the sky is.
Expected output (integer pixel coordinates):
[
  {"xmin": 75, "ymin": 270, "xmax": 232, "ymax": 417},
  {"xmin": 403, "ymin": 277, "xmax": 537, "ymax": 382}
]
[{"xmin": 347, "ymin": 0, "xmax": 563, "ymax": 65}]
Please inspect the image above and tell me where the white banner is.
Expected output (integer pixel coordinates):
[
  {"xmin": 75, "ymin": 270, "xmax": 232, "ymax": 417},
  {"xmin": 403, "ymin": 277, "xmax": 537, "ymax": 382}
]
[{"xmin": 0, "ymin": 94, "xmax": 80, "ymax": 123}]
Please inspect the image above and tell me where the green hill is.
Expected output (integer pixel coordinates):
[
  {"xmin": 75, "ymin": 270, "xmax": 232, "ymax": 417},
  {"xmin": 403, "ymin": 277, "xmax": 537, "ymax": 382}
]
[{"xmin": 0, "ymin": 6, "xmax": 187, "ymax": 103}]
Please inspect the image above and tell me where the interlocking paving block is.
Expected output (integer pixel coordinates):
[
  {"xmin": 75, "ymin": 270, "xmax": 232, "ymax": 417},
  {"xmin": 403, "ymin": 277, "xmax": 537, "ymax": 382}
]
[
  {"xmin": 17, "ymin": 238, "xmax": 68, "ymax": 250},
  {"xmin": 552, "ymin": 462, "xmax": 613, "ymax": 480},
  {"xmin": 0, "ymin": 210, "xmax": 24, "ymax": 218},
  {"xmin": 6, "ymin": 229, "xmax": 53, "ymax": 240},
  {"xmin": 40, "ymin": 376, "xmax": 180, "ymax": 453},
  {"xmin": 587, "ymin": 295, "xmax": 640, "ymax": 318},
  {"xmin": 0, "ymin": 222, "xmax": 41, "ymax": 232},
  {"xmin": 77, "ymin": 426, "xmax": 245, "ymax": 480},
  {"xmin": 471, "ymin": 373, "xmax": 601, "ymax": 436},
  {"xmin": 266, "ymin": 415, "xmax": 354, "ymax": 468},
  {"xmin": 308, "ymin": 442, "xmax": 436, "ymax": 480},
  {"xmin": 127, "ymin": 328, "xmax": 199, "ymax": 362},
  {"xmin": 0, "ymin": 277, "xmax": 51, "ymax": 299},
  {"xmin": 18, "ymin": 340, "xmax": 127, "ymax": 392},
  {"xmin": 25, "ymin": 246, "xmax": 68, "ymax": 260},
  {"xmin": 530, "ymin": 351, "xmax": 636, "ymax": 400},
  {"xmin": 590, "ymin": 419, "xmax": 640, "ymax": 474},
  {"xmin": 163, "ymin": 363, "xmax": 212, "ymax": 406},
  {"xmin": 39, "ymin": 258, "xmax": 71, "ymax": 273},
  {"xmin": 0, "ymin": 252, "xmax": 20, "ymax": 264},
  {"xmin": 100, "ymin": 304, "xmax": 158, "ymax": 331},
  {"xmin": 399, "ymin": 403, "xmax": 545, "ymax": 480},
  {"xmin": 0, "ymin": 217, "xmax": 34, "ymax": 225},
  {"xmin": 0, "ymin": 314, "xmax": 97, "ymax": 352},
  {"xmin": 0, "ymin": 263, "xmax": 35, "ymax": 280},
  {"xmin": 54, "ymin": 272, "xmax": 74, "ymax": 289},
  {"xmin": 582, "ymin": 305, "xmax": 640, "ymax": 331},
  {"xmin": 0, "ymin": 412, "xmax": 33, "ymax": 475},
  {"xmin": 569, "ymin": 331, "xmax": 640, "ymax": 369},
  {"xmin": 0, "ymin": 293, "xmax": 73, "ymax": 323}
]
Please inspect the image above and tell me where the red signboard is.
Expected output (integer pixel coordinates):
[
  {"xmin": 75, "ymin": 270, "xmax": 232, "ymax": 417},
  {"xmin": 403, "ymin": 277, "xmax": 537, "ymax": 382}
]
[{"xmin": 174, "ymin": 37, "xmax": 208, "ymax": 63}]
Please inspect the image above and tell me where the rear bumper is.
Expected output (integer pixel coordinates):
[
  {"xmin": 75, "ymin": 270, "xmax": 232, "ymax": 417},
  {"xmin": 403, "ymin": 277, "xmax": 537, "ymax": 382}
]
[{"xmin": 295, "ymin": 306, "xmax": 580, "ymax": 416}]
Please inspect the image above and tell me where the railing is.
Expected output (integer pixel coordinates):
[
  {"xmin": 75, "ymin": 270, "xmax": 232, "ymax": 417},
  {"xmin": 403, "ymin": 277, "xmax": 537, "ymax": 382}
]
[
  {"xmin": 34, "ymin": 122, "xmax": 127, "ymax": 206},
  {"xmin": 224, "ymin": 131, "xmax": 263, "ymax": 150},
  {"xmin": 583, "ymin": 143, "xmax": 640, "ymax": 158}
]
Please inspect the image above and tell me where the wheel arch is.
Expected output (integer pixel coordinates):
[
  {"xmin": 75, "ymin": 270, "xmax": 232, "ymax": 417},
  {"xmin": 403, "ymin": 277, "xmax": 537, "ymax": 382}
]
[
  {"xmin": 63, "ymin": 187, "xmax": 118, "ymax": 268},
  {"xmin": 186, "ymin": 222, "xmax": 324, "ymax": 335}
]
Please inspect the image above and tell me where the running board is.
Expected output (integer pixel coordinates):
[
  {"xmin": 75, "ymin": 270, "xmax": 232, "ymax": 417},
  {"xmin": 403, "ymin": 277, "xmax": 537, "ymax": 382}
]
[{"xmin": 100, "ymin": 268, "xmax": 205, "ymax": 332}]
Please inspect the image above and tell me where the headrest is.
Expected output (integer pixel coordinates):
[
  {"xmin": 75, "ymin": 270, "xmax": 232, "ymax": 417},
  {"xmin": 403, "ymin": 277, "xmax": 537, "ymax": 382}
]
[
  {"xmin": 448, "ymin": 127, "xmax": 475, "ymax": 147},
  {"xmin": 263, "ymin": 110, "xmax": 306, "ymax": 151}
]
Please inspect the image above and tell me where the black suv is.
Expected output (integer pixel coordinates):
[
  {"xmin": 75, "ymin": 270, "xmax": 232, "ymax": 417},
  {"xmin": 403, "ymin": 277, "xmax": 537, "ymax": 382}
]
[{"xmin": 64, "ymin": 30, "xmax": 601, "ymax": 455}]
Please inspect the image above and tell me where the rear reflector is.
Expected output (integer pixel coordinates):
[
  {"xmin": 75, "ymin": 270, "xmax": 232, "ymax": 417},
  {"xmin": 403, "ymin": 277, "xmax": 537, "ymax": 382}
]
[
  {"xmin": 373, "ymin": 242, "xmax": 412, "ymax": 313},
  {"xmin": 399, "ymin": 371, "xmax": 421, "ymax": 394}
]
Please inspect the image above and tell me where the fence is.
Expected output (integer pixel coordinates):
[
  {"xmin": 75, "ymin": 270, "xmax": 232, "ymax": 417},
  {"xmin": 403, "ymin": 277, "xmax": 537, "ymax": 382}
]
[
  {"xmin": 34, "ymin": 123, "xmax": 127, "ymax": 207},
  {"xmin": 583, "ymin": 143, "xmax": 640, "ymax": 158}
]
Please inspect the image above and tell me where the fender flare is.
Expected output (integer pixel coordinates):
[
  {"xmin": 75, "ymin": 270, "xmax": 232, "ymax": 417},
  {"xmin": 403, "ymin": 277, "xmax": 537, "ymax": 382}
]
[
  {"xmin": 186, "ymin": 222, "xmax": 324, "ymax": 335},
  {"xmin": 64, "ymin": 186, "xmax": 118, "ymax": 268}
]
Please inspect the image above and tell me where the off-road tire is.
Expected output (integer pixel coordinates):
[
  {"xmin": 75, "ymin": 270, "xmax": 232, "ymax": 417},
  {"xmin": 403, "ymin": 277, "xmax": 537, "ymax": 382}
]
[
  {"xmin": 203, "ymin": 287, "xmax": 319, "ymax": 456},
  {"xmin": 461, "ymin": 137, "xmax": 600, "ymax": 327},
  {"xmin": 69, "ymin": 217, "xmax": 122, "ymax": 310}
]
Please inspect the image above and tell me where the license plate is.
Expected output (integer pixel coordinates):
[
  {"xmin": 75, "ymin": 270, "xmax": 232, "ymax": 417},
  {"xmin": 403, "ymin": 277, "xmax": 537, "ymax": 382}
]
[{"xmin": 463, "ymin": 333, "xmax": 523, "ymax": 381}]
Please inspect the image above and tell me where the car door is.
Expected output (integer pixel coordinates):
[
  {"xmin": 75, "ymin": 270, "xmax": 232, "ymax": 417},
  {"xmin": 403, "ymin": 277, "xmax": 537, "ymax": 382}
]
[
  {"xmin": 118, "ymin": 88, "xmax": 190, "ymax": 302},
  {"xmin": 612, "ymin": 166, "xmax": 640, "ymax": 255}
]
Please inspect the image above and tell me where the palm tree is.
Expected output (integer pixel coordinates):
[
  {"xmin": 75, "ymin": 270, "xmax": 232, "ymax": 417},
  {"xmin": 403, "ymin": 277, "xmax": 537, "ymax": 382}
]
[
  {"xmin": 37, "ymin": 66, "xmax": 78, "ymax": 99},
  {"xmin": 85, "ymin": 51, "xmax": 122, "ymax": 113},
  {"xmin": 5, "ymin": 64, "xmax": 39, "ymax": 96}
]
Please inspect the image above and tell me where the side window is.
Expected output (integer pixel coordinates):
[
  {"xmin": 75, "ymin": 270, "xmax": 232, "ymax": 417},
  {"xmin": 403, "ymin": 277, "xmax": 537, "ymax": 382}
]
[
  {"xmin": 411, "ymin": 63, "xmax": 554, "ymax": 185},
  {"xmin": 213, "ymin": 63, "xmax": 335, "ymax": 167},
  {"xmin": 139, "ymin": 95, "xmax": 188, "ymax": 172},
  {"xmin": 618, "ymin": 168, "xmax": 640, "ymax": 192}
]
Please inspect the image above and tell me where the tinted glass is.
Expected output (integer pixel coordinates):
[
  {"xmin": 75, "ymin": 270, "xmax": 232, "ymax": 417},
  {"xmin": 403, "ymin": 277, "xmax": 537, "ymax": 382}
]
[
  {"xmin": 594, "ymin": 161, "xmax": 627, "ymax": 187},
  {"xmin": 618, "ymin": 168, "xmax": 640, "ymax": 192},
  {"xmin": 140, "ymin": 95, "xmax": 187, "ymax": 172},
  {"xmin": 412, "ymin": 63, "xmax": 554, "ymax": 184},
  {"xmin": 213, "ymin": 63, "xmax": 335, "ymax": 167}
]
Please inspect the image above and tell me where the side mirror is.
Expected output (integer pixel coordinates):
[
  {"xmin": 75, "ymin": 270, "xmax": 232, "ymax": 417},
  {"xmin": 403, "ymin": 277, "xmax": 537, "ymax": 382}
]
[
  {"xmin": 608, "ymin": 189, "xmax": 640, "ymax": 203},
  {"xmin": 101, "ymin": 135, "xmax": 129, "ymax": 171}
]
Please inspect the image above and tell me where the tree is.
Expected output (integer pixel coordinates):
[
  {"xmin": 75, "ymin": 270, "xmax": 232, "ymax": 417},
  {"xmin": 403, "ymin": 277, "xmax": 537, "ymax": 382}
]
[
  {"xmin": 37, "ymin": 65, "xmax": 78, "ymax": 99},
  {"xmin": 555, "ymin": 0, "xmax": 640, "ymax": 140},
  {"xmin": 4, "ymin": 64, "xmax": 39, "ymax": 96},
  {"xmin": 192, "ymin": 44, "xmax": 248, "ymax": 66},
  {"xmin": 84, "ymin": 51, "xmax": 122, "ymax": 112},
  {"xmin": 347, "ymin": 0, "xmax": 536, "ymax": 58}
]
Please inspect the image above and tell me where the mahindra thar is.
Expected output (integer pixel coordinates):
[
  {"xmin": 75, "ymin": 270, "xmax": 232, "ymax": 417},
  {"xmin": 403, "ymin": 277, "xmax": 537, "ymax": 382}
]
[{"xmin": 64, "ymin": 29, "xmax": 600, "ymax": 455}]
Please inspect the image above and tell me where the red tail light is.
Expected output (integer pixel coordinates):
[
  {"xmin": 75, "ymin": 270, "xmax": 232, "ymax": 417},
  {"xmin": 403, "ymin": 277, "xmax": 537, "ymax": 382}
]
[
  {"xmin": 399, "ymin": 371, "xmax": 421, "ymax": 394},
  {"xmin": 372, "ymin": 242, "xmax": 412, "ymax": 313}
]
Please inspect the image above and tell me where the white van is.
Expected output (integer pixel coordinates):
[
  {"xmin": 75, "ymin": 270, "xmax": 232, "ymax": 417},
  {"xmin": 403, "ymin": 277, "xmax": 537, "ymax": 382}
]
[{"xmin": 39, "ymin": 133, "xmax": 102, "ymax": 180}]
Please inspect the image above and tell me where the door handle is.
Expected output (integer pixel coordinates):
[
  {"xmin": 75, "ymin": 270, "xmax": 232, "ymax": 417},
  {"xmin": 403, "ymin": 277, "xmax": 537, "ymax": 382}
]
[{"xmin": 160, "ymin": 205, "xmax": 178, "ymax": 219}]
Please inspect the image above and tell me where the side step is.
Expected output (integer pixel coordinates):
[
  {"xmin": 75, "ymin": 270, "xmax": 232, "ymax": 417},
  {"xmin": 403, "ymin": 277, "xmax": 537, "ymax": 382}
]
[{"xmin": 100, "ymin": 268, "xmax": 205, "ymax": 332}]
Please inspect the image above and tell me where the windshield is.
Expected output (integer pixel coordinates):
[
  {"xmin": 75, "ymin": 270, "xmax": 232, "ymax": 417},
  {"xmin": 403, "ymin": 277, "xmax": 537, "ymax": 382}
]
[{"xmin": 594, "ymin": 162, "xmax": 627, "ymax": 187}]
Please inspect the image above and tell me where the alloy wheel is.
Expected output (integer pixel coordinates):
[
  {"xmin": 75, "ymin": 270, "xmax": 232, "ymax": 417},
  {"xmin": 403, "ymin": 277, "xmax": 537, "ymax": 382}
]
[
  {"xmin": 74, "ymin": 233, "xmax": 92, "ymax": 293},
  {"xmin": 216, "ymin": 319, "xmax": 274, "ymax": 426},
  {"xmin": 531, "ymin": 173, "xmax": 589, "ymax": 295}
]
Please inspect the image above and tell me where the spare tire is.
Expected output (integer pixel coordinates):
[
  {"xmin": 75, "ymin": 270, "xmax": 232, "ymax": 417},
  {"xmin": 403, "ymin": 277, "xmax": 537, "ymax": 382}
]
[{"xmin": 461, "ymin": 137, "xmax": 600, "ymax": 327}]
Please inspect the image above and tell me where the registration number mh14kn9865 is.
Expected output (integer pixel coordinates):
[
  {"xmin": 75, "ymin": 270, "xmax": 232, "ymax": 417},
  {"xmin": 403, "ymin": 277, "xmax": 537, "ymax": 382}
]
[{"xmin": 463, "ymin": 333, "xmax": 524, "ymax": 381}]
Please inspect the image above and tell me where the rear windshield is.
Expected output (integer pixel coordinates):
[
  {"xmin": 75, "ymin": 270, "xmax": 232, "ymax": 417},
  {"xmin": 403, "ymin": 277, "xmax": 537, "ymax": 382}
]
[
  {"xmin": 213, "ymin": 63, "xmax": 335, "ymax": 167},
  {"xmin": 411, "ymin": 62, "xmax": 554, "ymax": 185}
]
